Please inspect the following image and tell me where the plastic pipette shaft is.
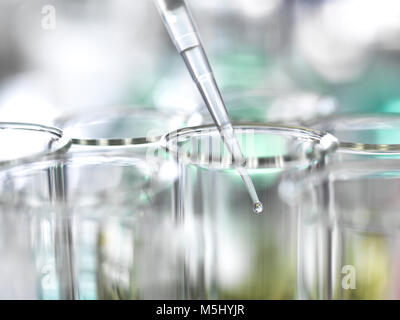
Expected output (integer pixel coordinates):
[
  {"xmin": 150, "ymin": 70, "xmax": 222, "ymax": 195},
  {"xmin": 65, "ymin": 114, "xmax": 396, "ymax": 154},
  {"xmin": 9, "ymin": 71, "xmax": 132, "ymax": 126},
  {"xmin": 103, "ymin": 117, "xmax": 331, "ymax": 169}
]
[{"xmin": 155, "ymin": 0, "xmax": 262, "ymax": 212}]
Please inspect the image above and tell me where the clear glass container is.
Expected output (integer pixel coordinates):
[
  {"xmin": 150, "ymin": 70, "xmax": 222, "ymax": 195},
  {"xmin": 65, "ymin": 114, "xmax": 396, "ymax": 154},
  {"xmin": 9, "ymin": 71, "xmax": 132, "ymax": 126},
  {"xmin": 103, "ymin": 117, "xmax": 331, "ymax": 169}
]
[
  {"xmin": 162, "ymin": 123, "xmax": 338, "ymax": 299},
  {"xmin": 0, "ymin": 149, "xmax": 181, "ymax": 300},
  {"xmin": 281, "ymin": 160, "xmax": 400, "ymax": 299},
  {"xmin": 304, "ymin": 114, "xmax": 400, "ymax": 160},
  {"xmin": 0, "ymin": 122, "xmax": 70, "ymax": 167},
  {"xmin": 55, "ymin": 106, "xmax": 187, "ymax": 148}
]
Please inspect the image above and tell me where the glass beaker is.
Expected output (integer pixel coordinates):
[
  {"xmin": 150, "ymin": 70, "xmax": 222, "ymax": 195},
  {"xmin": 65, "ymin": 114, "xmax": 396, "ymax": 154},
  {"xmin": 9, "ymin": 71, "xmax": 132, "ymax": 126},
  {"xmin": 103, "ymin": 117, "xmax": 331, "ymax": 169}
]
[
  {"xmin": 281, "ymin": 160, "xmax": 400, "ymax": 300},
  {"xmin": 0, "ymin": 149, "xmax": 181, "ymax": 300},
  {"xmin": 0, "ymin": 122, "xmax": 71, "ymax": 167},
  {"xmin": 54, "ymin": 106, "xmax": 187, "ymax": 150},
  {"xmin": 304, "ymin": 114, "xmax": 400, "ymax": 160},
  {"xmin": 162, "ymin": 123, "xmax": 338, "ymax": 299}
]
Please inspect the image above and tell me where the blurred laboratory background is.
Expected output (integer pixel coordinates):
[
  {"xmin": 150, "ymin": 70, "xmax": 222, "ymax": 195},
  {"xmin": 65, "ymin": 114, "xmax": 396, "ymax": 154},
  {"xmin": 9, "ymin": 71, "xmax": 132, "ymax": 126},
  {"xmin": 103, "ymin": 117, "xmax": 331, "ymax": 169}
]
[{"xmin": 1, "ymin": 0, "xmax": 400, "ymax": 124}]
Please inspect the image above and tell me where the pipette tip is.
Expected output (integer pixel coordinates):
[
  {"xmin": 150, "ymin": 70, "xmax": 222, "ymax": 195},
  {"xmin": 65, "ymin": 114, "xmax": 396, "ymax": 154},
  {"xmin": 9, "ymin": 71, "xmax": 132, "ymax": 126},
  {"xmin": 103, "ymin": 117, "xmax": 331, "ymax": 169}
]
[{"xmin": 253, "ymin": 201, "xmax": 263, "ymax": 214}]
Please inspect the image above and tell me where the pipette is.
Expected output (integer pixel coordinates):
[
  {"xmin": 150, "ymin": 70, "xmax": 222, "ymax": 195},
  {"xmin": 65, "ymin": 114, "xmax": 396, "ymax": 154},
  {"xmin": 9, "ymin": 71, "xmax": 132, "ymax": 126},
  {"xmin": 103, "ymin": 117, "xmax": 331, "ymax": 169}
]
[{"xmin": 154, "ymin": 0, "xmax": 263, "ymax": 214}]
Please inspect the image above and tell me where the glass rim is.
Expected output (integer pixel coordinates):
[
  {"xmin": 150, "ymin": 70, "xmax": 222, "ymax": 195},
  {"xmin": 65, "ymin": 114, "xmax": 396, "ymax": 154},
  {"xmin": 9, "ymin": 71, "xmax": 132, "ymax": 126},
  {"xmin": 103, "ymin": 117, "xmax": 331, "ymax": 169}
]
[
  {"xmin": 0, "ymin": 150, "xmax": 177, "ymax": 218},
  {"xmin": 55, "ymin": 106, "xmax": 188, "ymax": 147},
  {"xmin": 1, "ymin": 151, "xmax": 152, "ymax": 178},
  {"xmin": 0, "ymin": 122, "xmax": 71, "ymax": 167},
  {"xmin": 161, "ymin": 122, "xmax": 338, "ymax": 169},
  {"xmin": 304, "ymin": 113, "xmax": 400, "ymax": 154}
]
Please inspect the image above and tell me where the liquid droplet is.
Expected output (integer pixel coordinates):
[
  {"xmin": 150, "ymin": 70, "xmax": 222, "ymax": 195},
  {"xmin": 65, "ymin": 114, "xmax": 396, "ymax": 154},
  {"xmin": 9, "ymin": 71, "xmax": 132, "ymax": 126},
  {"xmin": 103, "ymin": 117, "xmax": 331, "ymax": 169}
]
[{"xmin": 253, "ymin": 201, "xmax": 263, "ymax": 214}]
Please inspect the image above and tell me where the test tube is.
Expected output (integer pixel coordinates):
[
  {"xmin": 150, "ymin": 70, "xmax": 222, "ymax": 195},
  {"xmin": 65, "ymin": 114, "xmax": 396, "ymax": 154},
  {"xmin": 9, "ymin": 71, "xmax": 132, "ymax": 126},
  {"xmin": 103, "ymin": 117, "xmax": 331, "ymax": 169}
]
[
  {"xmin": 53, "ymin": 107, "xmax": 189, "ymax": 299},
  {"xmin": 0, "ymin": 122, "xmax": 71, "ymax": 167},
  {"xmin": 162, "ymin": 123, "xmax": 338, "ymax": 299},
  {"xmin": 0, "ymin": 149, "xmax": 182, "ymax": 299},
  {"xmin": 54, "ymin": 106, "xmax": 187, "ymax": 151},
  {"xmin": 0, "ymin": 122, "xmax": 72, "ymax": 299},
  {"xmin": 281, "ymin": 160, "xmax": 400, "ymax": 299}
]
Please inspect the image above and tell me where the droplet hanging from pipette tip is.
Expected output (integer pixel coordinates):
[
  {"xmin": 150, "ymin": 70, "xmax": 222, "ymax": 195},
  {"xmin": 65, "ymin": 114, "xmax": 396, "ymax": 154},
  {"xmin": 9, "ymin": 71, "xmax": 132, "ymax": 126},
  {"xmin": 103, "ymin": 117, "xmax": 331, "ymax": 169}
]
[{"xmin": 253, "ymin": 201, "xmax": 263, "ymax": 214}]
